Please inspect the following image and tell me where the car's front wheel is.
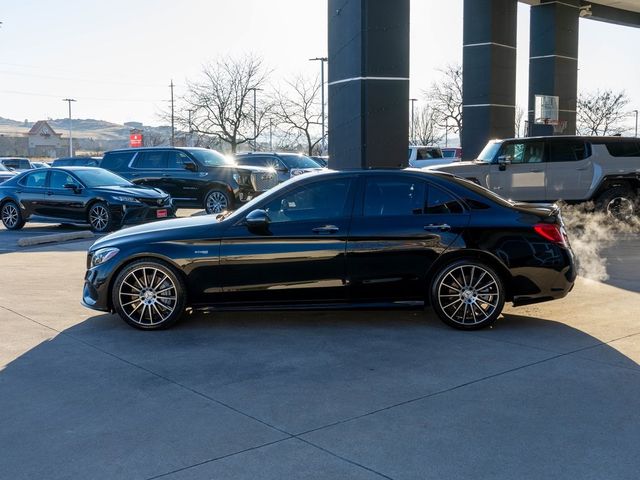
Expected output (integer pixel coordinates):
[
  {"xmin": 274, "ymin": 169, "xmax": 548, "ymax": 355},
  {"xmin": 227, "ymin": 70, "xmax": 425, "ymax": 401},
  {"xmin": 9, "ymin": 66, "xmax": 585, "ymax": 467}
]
[
  {"xmin": 204, "ymin": 189, "xmax": 231, "ymax": 214},
  {"xmin": 1, "ymin": 201, "xmax": 25, "ymax": 230},
  {"xmin": 430, "ymin": 260, "xmax": 505, "ymax": 330},
  {"xmin": 88, "ymin": 201, "xmax": 115, "ymax": 233},
  {"xmin": 112, "ymin": 259, "xmax": 186, "ymax": 330}
]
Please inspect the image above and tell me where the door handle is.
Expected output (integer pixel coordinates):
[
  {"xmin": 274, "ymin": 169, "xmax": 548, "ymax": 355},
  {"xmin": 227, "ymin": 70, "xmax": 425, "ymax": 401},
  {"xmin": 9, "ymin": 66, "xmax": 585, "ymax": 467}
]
[
  {"xmin": 46, "ymin": 191, "xmax": 54, "ymax": 196},
  {"xmin": 424, "ymin": 224, "xmax": 451, "ymax": 232},
  {"xmin": 312, "ymin": 225, "xmax": 339, "ymax": 234},
  {"xmin": 131, "ymin": 173, "xmax": 139, "ymax": 177},
  {"xmin": 162, "ymin": 173, "xmax": 171, "ymax": 177},
  {"xmin": 529, "ymin": 169, "xmax": 543, "ymax": 173}
]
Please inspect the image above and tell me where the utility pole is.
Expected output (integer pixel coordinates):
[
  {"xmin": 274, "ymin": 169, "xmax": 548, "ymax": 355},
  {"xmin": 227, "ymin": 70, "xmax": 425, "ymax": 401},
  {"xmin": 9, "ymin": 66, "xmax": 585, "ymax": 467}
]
[
  {"xmin": 187, "ymin": 108, "xmax": 194, "ymax": 147},
  {"xmin": 250, "ymin": 87, "xmax": 262, "ymax": 151},
  {"xmin": 62, "ymin": 98, "xmax": 76, "ymax": 156},
  {"xmin": 170, "ymin": 80, "xmax": 175, "ymax": 146},
  {"xmin": 634, "ymin": 110, "xmax": 638, "ymax": 137},
  {"xmin": 445, "ymin": 118, "xmax": 449, "ymax": 147},
  {"xmin": 409, "ymin": 98, "xmax": 417, "ymax": 145},
  {"xmin": 269, "ymin": 118, "xmax": 273, "ymax": 150},
  {"xmin": 309, "ymin": 57, "xmax": 328, "ymax": 153}
]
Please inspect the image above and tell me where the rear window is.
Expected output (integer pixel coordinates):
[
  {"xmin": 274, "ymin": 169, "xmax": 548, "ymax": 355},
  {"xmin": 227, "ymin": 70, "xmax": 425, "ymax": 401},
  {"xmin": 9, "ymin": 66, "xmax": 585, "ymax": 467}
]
[
  {"xmin": 101, "ymin": 151, "xmax": 135, "ymax": 171},
  {"xmin": 604, "ymin": 141, "xmax": 640, "ymax": 157}
]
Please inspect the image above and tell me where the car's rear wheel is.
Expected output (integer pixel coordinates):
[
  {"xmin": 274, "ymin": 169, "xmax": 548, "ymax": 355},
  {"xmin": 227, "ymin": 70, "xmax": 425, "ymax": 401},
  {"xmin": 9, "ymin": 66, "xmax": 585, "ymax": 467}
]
[
  {"xmin": 596, "ymin": 186, "xmax": 636, "ymax": 221},
  {"xmin": 112, "ymin": 259, "xmax": 186, "ymax": 330},
  {"xmin": 1, "ymin": 201, "xmax": 25, "ymax": 230},
  {"xmin": 88, "ymin": 201, "xmax": 114, "ymax": 233},
  {"xmin": 430, "ymin": 260, "xmax": 505, "ymax": 330},
  {"xmin": 204, "ymin": 189, "xmax": 231, "ymax": 214}
]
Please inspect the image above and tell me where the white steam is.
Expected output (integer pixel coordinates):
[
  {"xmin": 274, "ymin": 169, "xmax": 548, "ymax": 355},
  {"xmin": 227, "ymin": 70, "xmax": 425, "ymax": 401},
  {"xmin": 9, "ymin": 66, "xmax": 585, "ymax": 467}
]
[{"xmin": 560, "ymin": 202, "xmax": 640, "ymax": 282}]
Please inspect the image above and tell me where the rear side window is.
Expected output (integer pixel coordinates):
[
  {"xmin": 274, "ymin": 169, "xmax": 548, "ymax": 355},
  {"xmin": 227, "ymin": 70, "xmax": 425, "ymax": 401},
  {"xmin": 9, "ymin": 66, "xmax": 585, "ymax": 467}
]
[
  {"xmin": 605, "ymin": 142, "xmax": 640, "ymax": 157},
  {"xmin": 101, "ymin": 152, "xmax": 135, "ymax": 171},
  {"xmin": 132, "ymin": 151, "xmax": 166, "ymax": 169},
  {"xmin": 363, "ymin": 178, "xmax": 426, "ymax": 217},
  {"xmin": 426, "ymin": 185, "xmax": 465, "ymax": 214},
  {"xmin": 166, "ymin": 151, "xmax": 194, "ymax": 169},
  {"xmin": 19, "ymin": 170, "xmax": 47, "ymax": 188},
  {"xmin": 548, "ymin": 141, "xmax": 590, "ymax": 162}
]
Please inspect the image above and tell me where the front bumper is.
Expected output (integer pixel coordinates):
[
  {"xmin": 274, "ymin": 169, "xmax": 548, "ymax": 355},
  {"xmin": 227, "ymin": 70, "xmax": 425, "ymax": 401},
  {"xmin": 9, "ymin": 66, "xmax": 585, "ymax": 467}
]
[
  {"xmin": 112, "ymin": 201, "xmax": 176, "ymax": 226},
  {"xmin": 82, "ymin": 260, "xmax": 115, "ymax": 312}
]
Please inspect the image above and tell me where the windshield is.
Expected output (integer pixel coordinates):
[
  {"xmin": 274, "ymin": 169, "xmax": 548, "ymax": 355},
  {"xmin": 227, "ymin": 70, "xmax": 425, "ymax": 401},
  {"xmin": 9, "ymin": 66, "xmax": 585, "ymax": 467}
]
[
  {"xmin": 0, "ymin": 163, "xmax": 8, "ymax": 171},
  {"xmin": 279, "ymin": 154, "xmax": 322, "ymax": 169},
  {"xmin": 477, "ymin": 141, "xmax": 502, "ymax": 162},
  {"xmin": 74, "ymin": 168, "xmax": 132, "ymax": 187},
  {"xmin": 187, "ymin": 148, "xmax": 235, "ymax": 167}
]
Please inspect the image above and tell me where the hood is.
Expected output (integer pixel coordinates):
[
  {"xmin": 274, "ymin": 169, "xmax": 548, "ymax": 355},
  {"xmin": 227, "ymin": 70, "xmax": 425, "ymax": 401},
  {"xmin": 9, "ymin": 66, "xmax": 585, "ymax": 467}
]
[
  {"xmin": 428, "ymin": 160, "xmax": 479, "ymax": 171},
  {"xmin": 234, "ymin": 165, "xmax": 275, "ymax": 174},
  {"xmin": 290, "ymin": 167, "xmax": 324, "ymax": 177},
  {"xmin": 94, "ymin": 185, "xmax": 167, "ymax": 198},
  {"xmin": 91, "ymin": 214, "xmax": 221, "ymax": 250}
]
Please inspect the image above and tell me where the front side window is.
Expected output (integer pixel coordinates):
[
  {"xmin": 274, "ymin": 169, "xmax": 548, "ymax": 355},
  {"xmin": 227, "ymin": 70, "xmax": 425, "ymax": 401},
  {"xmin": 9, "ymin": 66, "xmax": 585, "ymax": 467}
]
[
  {"xmin": 500, "ymin": 142, "xmax": 545, "ymax": 164},
  {"xmin": 263, "ymin": 178, "xmax": 352, "ymax": 223},
  {"xmin": 363, "ymin": 177, "xmax": 426, "ymax": 217},
  {"xmin": 49, "ymin": 171, "xmax": 79, "ymax": 189},
  {"xmin": 20, "ymin": 171, "xmax": 47, "ymax": 188},
  {"xmin": 187, "ymin": 148, "xmax": 234, "ymax": 167}
]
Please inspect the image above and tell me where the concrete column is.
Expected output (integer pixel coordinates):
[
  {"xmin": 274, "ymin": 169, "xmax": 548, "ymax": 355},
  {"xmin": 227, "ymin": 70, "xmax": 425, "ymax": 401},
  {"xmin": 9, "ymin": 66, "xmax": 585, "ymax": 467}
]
[
  {"xmin": 328, "ymin": 0, "xmax": 410, "ymax": 169},
  {"xmin": 462, "ymin": 0, "xmax": 518, "ymax": 160},
  {"xmin": 528, "ymin": 0, "xmax": 579, "ymax": 136}
]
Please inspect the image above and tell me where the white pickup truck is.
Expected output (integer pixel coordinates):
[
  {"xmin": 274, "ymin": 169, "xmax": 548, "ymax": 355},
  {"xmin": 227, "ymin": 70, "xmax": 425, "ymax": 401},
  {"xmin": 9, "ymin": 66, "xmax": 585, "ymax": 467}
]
[{"xmin": 407, "ymin": 145, "xmax": 454, "ymax": 168}]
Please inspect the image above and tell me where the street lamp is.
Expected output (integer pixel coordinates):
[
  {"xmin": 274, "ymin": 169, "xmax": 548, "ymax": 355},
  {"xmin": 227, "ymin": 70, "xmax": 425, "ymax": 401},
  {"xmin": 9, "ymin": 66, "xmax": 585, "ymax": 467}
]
[
  {"xmin": 634, "ymin": 110, "xmax": 638, "ymax": 137},
  {"xmin": 309, "ymin": 57, "xmax": 328, "ymax": 153},
  {"xmin": 62, "ymin": 98, "xmax": 76, "ymax": 156},
  {"xmin": 409, "ymin": 98, "xmax": 417, "ymax": 144}
]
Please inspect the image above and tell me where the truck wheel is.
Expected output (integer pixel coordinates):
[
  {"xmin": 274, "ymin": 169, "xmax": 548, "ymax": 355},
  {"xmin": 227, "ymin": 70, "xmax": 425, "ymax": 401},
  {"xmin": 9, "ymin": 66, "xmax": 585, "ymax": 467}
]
[
  {"xmin": 204, "ymin": 189, "xmax": 231, "ymax": 214},
  {"xmin": 596, "ymin": 186, "xmax": 636, "ymax": 221}
]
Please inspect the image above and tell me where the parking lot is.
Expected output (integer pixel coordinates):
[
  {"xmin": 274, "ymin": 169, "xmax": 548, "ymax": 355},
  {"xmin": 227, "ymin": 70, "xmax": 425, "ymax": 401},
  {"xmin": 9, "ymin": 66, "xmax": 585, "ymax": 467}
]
[{"xmin": 1, "ymin": 220, "xmax": 640, "ymax": 479}]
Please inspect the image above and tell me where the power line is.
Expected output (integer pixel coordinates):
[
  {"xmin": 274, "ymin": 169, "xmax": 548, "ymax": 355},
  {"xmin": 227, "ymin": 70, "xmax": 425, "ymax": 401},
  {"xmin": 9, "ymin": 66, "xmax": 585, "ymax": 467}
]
[
  {"xmin": 0, "ymin": 89, "xmax": 166, "ymax": 103},
  {"xmin": 0, "ymin": 68, "xmax": 171, "ymax": 88}
]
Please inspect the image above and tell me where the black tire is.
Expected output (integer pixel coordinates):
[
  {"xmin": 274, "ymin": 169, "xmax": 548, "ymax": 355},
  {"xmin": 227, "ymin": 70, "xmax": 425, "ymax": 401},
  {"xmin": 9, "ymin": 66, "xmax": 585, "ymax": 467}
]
[
  {"xmin": 596, "ymin": 186, "xmax": 637, "ymax": 221},
  {"xmin": 430, "ymin": 259, "xmax": 505, "ymax": 330},
  {"xmin": 1, "ymin": 201, "xmax": 25, "ymax": 230},
  {"xmin": 204, "ymin": 189, "xmax": 231, "ymax": 214},
  {"xmin": 88, "ymin": 201, "xmax": 114, "ymax": 233},
  {"xmin": 111, "ymin": 259, "xmax": 186, "ymax": 330}
]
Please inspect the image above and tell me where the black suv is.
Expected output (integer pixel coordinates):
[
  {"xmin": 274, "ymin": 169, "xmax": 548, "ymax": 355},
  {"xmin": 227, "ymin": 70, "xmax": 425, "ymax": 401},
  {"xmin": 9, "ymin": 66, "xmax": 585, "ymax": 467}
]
[{"xmin": 100, "ymin": 147, "xmax": 278, "ymax": 213}]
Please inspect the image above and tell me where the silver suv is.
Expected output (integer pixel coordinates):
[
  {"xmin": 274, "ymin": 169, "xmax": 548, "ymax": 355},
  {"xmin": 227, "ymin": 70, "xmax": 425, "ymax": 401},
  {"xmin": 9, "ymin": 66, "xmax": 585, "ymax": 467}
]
[{"xmin": 430, "ymin": 136, "xmax": 640, "ymax": 218}]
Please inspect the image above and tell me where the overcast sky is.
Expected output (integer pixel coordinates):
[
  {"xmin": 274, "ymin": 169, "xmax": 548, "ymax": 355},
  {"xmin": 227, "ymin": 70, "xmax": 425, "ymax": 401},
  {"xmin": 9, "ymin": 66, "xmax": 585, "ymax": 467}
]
[{"xmin": 1, "ymin": 0, "xmax": 638, "ymax": 129}]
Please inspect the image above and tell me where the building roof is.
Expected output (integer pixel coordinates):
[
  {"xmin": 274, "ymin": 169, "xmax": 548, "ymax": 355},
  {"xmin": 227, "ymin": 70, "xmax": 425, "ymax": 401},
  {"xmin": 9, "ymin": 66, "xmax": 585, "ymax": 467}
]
[{"xmin": 28, "ymin": 120, "xmax": 62, "ymax": 138}]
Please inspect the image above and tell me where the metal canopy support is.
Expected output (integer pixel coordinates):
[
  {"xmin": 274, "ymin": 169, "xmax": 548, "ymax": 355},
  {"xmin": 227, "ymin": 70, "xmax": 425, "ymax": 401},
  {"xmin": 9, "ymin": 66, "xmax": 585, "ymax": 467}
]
[
  {"xmin": 328, "ymin": 0, "xmax": 410, "ymax": 169},
  {"xmin": 462, "ymin": 0, "xmax": 518, "ymax": 160},
  {"xmin": 528, "ymin": 0, "xmax": 580, "ymax": 137}
]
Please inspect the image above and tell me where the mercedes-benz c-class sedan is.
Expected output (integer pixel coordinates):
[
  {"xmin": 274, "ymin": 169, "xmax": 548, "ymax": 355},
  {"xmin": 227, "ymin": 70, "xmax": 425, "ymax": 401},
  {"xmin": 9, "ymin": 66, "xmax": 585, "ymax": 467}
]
[{"xmin": 82, "ymin": 169, "xmax": 576, "ymax": 330}]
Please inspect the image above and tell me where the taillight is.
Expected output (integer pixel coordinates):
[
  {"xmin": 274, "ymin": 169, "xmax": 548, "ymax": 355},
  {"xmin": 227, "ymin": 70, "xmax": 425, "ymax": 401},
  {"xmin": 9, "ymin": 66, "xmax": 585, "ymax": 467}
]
[{"xmin": 533, "ymin": 223, "xmax": 569, "ymax": 247}]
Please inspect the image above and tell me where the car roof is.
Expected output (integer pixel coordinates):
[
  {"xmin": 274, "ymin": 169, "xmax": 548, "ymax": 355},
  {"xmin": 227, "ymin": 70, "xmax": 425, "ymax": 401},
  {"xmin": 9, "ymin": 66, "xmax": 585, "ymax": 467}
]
[{"xmin": 489, "ymin": 135, "xmax": 639, "ymax": 143}]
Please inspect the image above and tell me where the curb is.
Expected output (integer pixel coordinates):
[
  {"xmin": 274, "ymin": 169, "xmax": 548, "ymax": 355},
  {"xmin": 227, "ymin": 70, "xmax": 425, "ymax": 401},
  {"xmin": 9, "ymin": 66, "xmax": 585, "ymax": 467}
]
[{"xmin": 17, "ymin": 231, "xmax": 95, "ymax": 247}]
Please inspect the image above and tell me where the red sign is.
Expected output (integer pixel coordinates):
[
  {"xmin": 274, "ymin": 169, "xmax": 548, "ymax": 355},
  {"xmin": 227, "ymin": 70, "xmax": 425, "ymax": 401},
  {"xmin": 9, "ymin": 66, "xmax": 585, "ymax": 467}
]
[{"xmin": 130, "ymin": 133, "xmax": 143, "ymax": 148}]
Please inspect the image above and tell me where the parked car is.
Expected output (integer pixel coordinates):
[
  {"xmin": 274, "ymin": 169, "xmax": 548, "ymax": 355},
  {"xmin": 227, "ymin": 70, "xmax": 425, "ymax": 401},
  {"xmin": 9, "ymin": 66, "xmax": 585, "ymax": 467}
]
[
  {"xmin": 0, "ymin": 167, "xmax": 175, "ymax": 233},
  {"xmin": 235, "ymin": 152, "xmax": 325, "ymax": 183},
  {"xmin": 430, "ymin": 136, "xmax": 640, "ymax": 219},
  {"xmin": 408, "ymin": 146, "xmax": 451, "ymax": 168},
  {"xmin": 30, "ymin": 161, "xmax": 51, "ymax": 169},
  {"xmin": 0, "ymin": 157, "xmax": 35, "ymax": 172},
  {"xmin": 442, "ymin": 147, "xmax": 463, "ymax": 161},
  {"xmin": 82, "ymin": 169, "xmax": 576, "ymax": 331},
  {"xmin": 0, "ymin": 163, "xmax": 17, "ymax": 184},
  {"xmin": 100, "ymin": 147, "xmax": 278, "ymax": 214},
  {"xmin": 52, "ymin": 156, "xmax": 101, "ymax": 167},
  {"xmin": 310, "ymin": 155, "xmax": 329, "ymax": 167}
]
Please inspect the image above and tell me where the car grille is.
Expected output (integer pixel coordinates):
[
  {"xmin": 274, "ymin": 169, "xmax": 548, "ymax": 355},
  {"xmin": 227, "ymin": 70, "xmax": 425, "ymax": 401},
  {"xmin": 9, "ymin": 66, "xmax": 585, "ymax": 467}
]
[
  {"xmin": 251, "ymin": 171, "xmax": 278, "ymax": 192},
  {"xmin": 137, "ymin": 197, "xmax": 170, "ymax": 207}
]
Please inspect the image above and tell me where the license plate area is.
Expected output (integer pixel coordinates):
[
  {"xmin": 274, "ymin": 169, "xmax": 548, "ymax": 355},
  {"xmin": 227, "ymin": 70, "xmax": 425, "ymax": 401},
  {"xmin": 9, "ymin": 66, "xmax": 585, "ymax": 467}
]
[{"xmin": 156, "ymin": 209, "xmax": 168, "ymax": 218}]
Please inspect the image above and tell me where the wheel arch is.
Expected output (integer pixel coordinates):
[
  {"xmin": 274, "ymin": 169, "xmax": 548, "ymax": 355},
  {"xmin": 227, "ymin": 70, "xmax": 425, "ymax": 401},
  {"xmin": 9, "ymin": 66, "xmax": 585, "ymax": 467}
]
[
  {"xmin": 425, "ymin": 249, "xmax": 514, "ymax": 303},
  {"xmin": 593, "ymin": 175, "xmax": 640, "ymax": 199}
]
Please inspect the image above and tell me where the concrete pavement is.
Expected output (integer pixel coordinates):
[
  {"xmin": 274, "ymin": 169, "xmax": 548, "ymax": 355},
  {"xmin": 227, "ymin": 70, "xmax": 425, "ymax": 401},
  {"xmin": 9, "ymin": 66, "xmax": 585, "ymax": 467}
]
[{"xmin": 0, "ymin": 239, "xmax": 639, "ymax": 479}]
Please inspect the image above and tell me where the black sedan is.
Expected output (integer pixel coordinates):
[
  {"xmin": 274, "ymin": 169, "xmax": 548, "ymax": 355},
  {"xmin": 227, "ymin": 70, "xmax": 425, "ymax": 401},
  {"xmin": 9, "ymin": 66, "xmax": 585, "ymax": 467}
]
[
  {"xmin": 82, "ymin": 169, "xmax": 576, "ymax": 330},
  {"xmin": 0, "ymin": 167, "xmax": 175, "ymax": 232}
]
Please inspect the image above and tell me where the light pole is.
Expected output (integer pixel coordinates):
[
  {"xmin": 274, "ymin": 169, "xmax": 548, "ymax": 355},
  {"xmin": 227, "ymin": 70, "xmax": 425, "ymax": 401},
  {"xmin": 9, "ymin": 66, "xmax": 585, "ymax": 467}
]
[
  {"xmin": 634, "ymin": 110, "xmax": 638, "ymax": 137},
  {"xmin": 445, "ymin": 118, "xmax": 449, "ymax": 147},
  {"xmin": 249, "ymin": 87, "xmax": 262, "ymax": 151},
  {"xmin": 187, "ymin": 108, "xmax": 194, "ymax": 147},
  {"xmin": 409, "ymin": 98, "xmax": 417, "ymax": 144},
  {"xmin": 309, "ymin": 57, "xmax": 328, "ymax": 153},
  {"xmin": 62, "ymin": 98, "xmax": 76, "ymax": 156}
]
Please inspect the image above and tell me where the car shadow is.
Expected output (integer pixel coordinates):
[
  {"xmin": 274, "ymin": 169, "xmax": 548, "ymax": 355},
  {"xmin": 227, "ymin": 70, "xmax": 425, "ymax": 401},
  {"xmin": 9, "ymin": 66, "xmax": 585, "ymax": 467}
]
[{"xmin": 1, "ymin": 308, "xmax": 639, "ymax": 478}]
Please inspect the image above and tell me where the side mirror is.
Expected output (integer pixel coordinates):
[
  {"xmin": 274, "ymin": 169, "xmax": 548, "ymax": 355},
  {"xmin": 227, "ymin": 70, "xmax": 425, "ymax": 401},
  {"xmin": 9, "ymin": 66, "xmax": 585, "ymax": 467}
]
[
  {"xmin": 184, "ymin": 161, "xmax": 197, "ymax": 172},
  {"xmin": 63, "ymin": 183, "xmax": 82, "ymax": 193},
  {"xmin": 245, "ymin": 209, "xmax": 270, "ymax": 230},
  {"xmin": 497, "ymin": 155, "xmax": 511, "ymax": 171}
]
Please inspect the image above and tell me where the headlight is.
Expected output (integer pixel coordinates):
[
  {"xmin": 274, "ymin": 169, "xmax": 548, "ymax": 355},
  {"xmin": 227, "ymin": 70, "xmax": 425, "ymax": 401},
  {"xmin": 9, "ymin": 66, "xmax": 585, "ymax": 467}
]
[
  {"xmin": 232, "ymin": 173, "xmax": 240, "ymax": 182},
  {"xmin": 91, "ymin": 247, "xmax": 119, "ymax": 267},
  {"xmin": 112, "ymin": 195, "xmax": 139, "ymax": 203}
]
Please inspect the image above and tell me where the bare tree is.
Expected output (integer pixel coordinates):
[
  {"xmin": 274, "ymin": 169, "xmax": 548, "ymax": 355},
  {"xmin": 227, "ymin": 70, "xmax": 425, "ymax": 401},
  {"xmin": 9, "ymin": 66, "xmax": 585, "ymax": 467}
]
[
  {"xmin": 181, "ymin": 55, "xmax": 271, "ymax": 153},
  {"xmin": 577, "ymin": 89, "xmax": 630, "ymax": 136},
  {"xmin": 423, "ymin": 64, "xmax": 463, "ymax": 135},
  {"xmin": 413, "ymin": 105, "xmax": 444, "ymax": 145},
  {"xmin": 514, "ymin": 106, "xmax": 525, "ymax": 137},
  {"xmin": 271, "ymin": 75, "xmax": 323, "ymax": 156}
]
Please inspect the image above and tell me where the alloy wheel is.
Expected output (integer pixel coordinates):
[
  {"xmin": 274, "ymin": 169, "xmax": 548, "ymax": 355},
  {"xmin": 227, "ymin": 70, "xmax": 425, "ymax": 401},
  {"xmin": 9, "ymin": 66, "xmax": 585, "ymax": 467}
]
[
  {"xmin": 117, "ymin": 266, "xmax": 178, "ymax": 327},
  {"xmin": 606, "ymin": 196, "xmax": 635, "ymax": 221},
  {"xmin": 206, "ymin": 191, "xmax": 228, "ymax": 214},
  {"xmin": 1, "ymin": 203, "xmax": 19, "ymax": 229},
  {"xmin": 89, "ymin": 204, "xmax": 109, "ymax": 231},
  {"xmin": 436, "ymin": 264, "xmax": 501, "ymax": 326}
]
